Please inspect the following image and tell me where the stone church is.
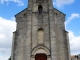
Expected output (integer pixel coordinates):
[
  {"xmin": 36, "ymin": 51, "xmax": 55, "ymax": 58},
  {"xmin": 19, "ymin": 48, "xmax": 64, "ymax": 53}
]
[{"xmin": 10, "ymin": 0, "xmax": 71, "ymax": 60}]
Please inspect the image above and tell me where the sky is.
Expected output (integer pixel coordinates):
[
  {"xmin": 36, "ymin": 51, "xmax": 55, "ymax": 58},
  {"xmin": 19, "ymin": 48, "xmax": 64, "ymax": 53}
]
[{"xmin": 0, "ymin": 0, "xmax": 80, "ymax": 60}]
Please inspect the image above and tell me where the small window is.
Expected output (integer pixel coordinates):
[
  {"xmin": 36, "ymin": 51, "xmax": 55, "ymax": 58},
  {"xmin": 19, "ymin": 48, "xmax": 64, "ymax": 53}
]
[
  {"xmin": 56, "ymin": 13, "xmax": 57, "ymax": 15},
  {"xmin": 38, "ymin": 5, "xmax": 43, "ymax": 15}
]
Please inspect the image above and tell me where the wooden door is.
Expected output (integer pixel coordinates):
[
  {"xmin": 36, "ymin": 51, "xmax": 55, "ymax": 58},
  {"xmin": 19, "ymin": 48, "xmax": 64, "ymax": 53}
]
[{"xmin": 35, "ymin": 54, "xmax": 47, "ymax": 60}]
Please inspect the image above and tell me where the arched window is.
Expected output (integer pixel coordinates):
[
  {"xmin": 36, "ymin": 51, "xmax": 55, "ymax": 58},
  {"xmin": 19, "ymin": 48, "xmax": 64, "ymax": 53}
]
[
  {"xmin": 38, "ymin": 5, "xmax": 43, "ymax": 15},
  {"xmin": 38, "ymin": 28, "xmax": 44, "ymax": 44}
]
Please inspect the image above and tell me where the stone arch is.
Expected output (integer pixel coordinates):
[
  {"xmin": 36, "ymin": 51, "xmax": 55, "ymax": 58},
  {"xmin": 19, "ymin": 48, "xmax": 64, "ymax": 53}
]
[
  {"xmin": 31, "ymin": 46, "xmax": 50, "ymax": 56},
  {"xmin": 33, "ymin": 4, "xmax": 47, "ymax": 12},
  {"xmin": 38, "ymin": 28, "xmax": 44, "ymax": 31}
]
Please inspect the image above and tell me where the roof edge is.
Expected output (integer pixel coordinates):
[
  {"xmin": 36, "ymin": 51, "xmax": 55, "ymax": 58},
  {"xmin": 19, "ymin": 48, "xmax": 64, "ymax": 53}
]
[
  {"xmin": 15, "ymin": 8, "xmax": 28, "ymax": 17},
  {"xmin": 53, "ymin": 7, "xmax": 66, "ymax": 16}
]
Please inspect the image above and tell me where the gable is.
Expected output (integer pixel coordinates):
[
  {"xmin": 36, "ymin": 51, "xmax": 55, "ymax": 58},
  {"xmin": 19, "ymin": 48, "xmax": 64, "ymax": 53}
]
[{"xmin": 15, "ymin": 8, "xmax": 28, "ymax": 18}]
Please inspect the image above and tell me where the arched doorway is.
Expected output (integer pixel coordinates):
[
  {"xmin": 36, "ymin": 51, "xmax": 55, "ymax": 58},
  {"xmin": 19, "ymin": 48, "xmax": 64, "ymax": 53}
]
[
  {"xmin": 35, "ymin": 54, "xmax": 47, "ymax": 60},
  {"xmin": 31, "ymin": 46, "xmax": 51, "ymax": 60}
]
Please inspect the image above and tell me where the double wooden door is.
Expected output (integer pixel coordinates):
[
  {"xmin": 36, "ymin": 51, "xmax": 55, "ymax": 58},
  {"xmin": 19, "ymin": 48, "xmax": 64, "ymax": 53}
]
[{"xmin": 35, "ymin": 54, "xmax": 47, "ymax": 60}]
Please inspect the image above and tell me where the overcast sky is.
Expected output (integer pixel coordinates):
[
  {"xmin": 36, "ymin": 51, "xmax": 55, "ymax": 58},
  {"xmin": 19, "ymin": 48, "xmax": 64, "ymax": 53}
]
[{"xmin": 0, "ymin": 0, "xmax": 80, "ymax": 60}]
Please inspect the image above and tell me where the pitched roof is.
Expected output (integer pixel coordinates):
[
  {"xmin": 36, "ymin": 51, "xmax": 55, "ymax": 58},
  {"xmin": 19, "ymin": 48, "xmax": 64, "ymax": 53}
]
[{"xmin": 71, "ymin": 55, "xmax": 75, "ymax": 59}]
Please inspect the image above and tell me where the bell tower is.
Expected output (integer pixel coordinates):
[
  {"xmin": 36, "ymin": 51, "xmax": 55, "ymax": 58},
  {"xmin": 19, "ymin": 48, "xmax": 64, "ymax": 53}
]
[
  {"xmin": 28, "ymin": 0, "xmax": 53, "ymax": 10},
  {"xmin": 11, "ymin": 0, "xmax": 71, "ymax": 60}
]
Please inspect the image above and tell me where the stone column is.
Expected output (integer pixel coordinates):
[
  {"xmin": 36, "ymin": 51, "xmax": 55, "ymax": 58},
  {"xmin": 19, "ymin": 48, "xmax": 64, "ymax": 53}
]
[
  {"xmin": 49, "ymin": 10, "xmax": 58, "ymax": 60},
  {"xmin": 23, "ymin": 10, "xmax": 32, "ymax": 60}
]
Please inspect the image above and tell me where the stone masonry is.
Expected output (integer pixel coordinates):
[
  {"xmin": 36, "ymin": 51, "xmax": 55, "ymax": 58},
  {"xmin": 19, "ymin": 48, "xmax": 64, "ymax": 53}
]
[{"xmin": 11, "ymin": 0, "xmax": 71, "ymax": 60}]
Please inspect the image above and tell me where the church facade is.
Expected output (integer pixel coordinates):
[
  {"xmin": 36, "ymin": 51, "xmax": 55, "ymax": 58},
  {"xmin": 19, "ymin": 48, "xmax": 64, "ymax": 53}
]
[{"xmin": 11, "ymin": 0, "xmax": 71, "ymax": 60}]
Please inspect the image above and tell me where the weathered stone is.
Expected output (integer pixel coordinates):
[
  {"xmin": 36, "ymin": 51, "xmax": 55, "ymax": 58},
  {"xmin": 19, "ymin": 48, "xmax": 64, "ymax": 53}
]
[{"xmin": 11, "ymin": 0, "xmax": 70, "ymax": 60}]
